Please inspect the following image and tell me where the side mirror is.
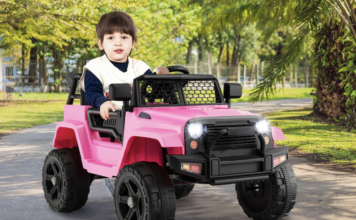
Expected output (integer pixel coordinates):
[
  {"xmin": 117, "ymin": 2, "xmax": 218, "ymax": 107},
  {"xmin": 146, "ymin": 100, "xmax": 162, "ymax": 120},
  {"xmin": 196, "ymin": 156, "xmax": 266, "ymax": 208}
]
[
  {"xmin": 223, "ymin": 83, "xmax": 242, "ymax": 108},
  {"xmin": 109, "ymin": 83, "xmax": 131, "ymax": 101}
]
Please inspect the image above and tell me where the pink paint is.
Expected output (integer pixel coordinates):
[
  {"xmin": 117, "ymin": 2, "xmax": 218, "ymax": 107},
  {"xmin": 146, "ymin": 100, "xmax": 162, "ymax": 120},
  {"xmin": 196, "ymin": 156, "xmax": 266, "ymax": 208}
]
[
  {"xmin": 271, "ymin": 127, "xmax": 286, "ymax": 141},
  {"xmin": 53, "ymin": 104, "xmax": 285, "ymax": 178}
]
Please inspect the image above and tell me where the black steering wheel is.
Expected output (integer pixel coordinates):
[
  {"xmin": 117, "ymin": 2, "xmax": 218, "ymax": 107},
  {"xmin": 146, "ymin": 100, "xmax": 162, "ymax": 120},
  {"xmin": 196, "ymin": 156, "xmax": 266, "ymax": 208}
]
[
  {"xmin": 167, "ymin": 65, "xmax": 190, "ymax": 74},
  {"xmin": 152, "ymin": 65, "xmax": 190, "ymax": 75}
]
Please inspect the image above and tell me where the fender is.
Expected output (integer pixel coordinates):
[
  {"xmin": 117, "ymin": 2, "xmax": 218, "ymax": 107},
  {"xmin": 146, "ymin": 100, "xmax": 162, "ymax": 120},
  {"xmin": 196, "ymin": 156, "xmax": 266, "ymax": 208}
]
[
  {"xmin": 53, "ymin": 120, "xmax": 118, "ymax": 175},
  {"xmin": 119, "ymin": 127, "xmax": 185, "ymax": 169},
  {"xmin": 271, "ymin": 127, "xmax": 286, "ymax": 141},
  {"xmin": 123, "ymin": 127, "xmax": 184, "ymax": 151},
  {"xmin": 53, "ymin": 120, "xmax": 93, "ymax": 160}
]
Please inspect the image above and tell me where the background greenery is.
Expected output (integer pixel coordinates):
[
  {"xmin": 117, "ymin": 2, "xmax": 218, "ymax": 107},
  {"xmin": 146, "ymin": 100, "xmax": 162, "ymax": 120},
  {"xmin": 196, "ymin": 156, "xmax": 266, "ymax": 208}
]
[
  {"xmin": 264, "ymin": 108, "xmax": 356, "ymax": 168},
  {"xmin": 2, "ymin": 0, "xmax": 356, "ymax": 129}
]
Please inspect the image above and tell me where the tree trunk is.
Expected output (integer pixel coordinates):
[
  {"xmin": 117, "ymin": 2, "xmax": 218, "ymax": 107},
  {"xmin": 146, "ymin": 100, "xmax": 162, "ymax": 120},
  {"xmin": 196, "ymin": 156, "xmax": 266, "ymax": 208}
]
[
  {"xmin": 231, "ymin": 29, "xmax": 240, "ymax": 66},
  {"xmin": 39, "ymin": 55, "xmax": 48, "ymax": 84},
  {"xmin": 52, "ymin": 44, "xmax": 66, "ymax": 93},
  {"xmin": 226, "ymin": 41, "xmax": 230, "ymax": 66},
  {"xmin": 28, "ymin": 38, "xmax": 38, "ymax": 83},
  {"xmin": 314, "ymin": 18, "xmax": 348, "ymax": 119},
  {"xmin": 218, "ymin": 44, "xmax": 224, "ymax": 64},
  {"xmin": 186, "ymin": 38, "xmax": 196, "ymax": 65},
  {"xmin": 21, "ymin": 43, "xmax": 26, "ymax": 83},
  {"xmin": 208, "ymin": 51, "xmax": 212, "ymax": 75},
  {"xmin": 198, "ymin": 34, "xmax": 204, "ymax": 62},
  {"xmin": 217, "ymin": 32, "xmax": 224, "ymax": 65},
  {"xmin": 198, "ymin": 34, "xmax": 204, "ymax": 73}
]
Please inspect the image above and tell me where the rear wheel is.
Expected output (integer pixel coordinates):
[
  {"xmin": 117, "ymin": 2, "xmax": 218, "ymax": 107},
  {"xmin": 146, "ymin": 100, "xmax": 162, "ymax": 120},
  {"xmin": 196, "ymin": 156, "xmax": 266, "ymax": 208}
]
[
  {"xmin": 42, "ymin": 148, "xmax": 90, "ymax": 212},
  {"xmin": 236, "ymin": 162, "xmax": 297, "ymax": 220},
  {"xmin": 114, "ymin": 162, "xmax": 176, "ymax": 220}
]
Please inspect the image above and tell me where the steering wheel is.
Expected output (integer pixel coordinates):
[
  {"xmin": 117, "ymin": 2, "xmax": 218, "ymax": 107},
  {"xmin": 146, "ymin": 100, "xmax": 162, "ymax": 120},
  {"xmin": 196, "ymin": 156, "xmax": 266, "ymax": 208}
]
[
  {"xmin": 166, "ymin": 65, "xmax": 190, "ymax": 74},
  {"xmin": 152, "ymin": 65, "xmax": 190, "ymax": 75}
]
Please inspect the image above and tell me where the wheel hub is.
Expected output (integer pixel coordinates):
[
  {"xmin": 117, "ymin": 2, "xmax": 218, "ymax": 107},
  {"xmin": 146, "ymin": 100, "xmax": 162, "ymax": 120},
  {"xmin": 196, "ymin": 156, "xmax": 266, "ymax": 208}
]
[
  {"xmin": 243, "ymin": 181, "xmax": 264, "ymax": 197},
  {"xmin": 254, "ymin": 184, "xmax": 260, "ymax": 192},
  {"xmin": 51, "ymin": 176, "xmax": 57, "ymax": 186},
  {"xmin": 127, "ymin": 196, "xmax": 137, "ymax": 208}
]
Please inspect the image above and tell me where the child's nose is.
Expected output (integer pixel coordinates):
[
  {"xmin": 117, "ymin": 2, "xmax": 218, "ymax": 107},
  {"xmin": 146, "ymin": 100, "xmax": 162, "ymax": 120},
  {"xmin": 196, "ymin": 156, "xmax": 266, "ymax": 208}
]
[{"xmin": 114, "ymin": 39, "xmax": 121, "ymax": 46}]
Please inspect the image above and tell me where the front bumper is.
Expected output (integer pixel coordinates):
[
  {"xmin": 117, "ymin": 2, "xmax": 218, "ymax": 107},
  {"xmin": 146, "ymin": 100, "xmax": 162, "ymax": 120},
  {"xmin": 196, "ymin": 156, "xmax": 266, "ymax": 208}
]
[{"xmin": 166, "ymin": 146, "xmax": 289, "ymax": 185}]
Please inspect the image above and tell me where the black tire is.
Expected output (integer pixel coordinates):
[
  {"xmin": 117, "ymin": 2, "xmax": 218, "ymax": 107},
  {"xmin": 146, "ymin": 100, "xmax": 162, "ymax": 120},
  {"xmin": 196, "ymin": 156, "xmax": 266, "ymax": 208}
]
[
  {"xmin": 236, "ymin": 162, "xmax": 297, "ymax": 220},
  {"xmin": 114, "ymin": 161, "xmax": 176, "ymax": 220},
  {"xmin": 42, "ymin": 148, "xmax": 91, "ymax": 212},
  {"xmin": 172, "ymin": 179, "xmax": 195, "ymax": 200}
]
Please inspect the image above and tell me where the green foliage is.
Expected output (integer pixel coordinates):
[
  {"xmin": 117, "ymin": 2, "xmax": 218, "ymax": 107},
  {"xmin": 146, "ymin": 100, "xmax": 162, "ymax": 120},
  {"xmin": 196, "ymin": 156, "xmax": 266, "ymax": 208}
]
[
  {"xmin": 127, "ymin": 0, "xmax": 201, "ymax": 67},
  {"xmin": 264, "ymin": 108, "xmax": 356, "ymax": 167},
  {"xmin": 0, "ymin": 0, "xmax": 202, "ymax": 71}
]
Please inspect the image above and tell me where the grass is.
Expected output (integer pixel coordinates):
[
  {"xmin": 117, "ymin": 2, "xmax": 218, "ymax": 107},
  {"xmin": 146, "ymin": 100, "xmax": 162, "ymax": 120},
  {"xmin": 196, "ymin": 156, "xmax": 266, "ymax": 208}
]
[
  {"xmin": 0, "ymin": 100, "xmax": 79, "ymax": 134},
  {"xmin": 233, "ymin": 87, "xmax": 313, "ymax": 103},
  {"xmin": 263, "ymin": 108, "xmax": 356, "ymax": 168},
  {"xmin": 0, "ymin": 91, "xmax": 68, "ymax": 101}
]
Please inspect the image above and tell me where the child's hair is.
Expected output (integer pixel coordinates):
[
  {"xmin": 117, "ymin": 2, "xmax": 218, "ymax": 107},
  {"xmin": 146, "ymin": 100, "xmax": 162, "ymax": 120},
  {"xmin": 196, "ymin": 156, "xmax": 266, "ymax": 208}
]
[{"xmin": 96, "ymin": 11, "xmax": 137, "ymax": 55}]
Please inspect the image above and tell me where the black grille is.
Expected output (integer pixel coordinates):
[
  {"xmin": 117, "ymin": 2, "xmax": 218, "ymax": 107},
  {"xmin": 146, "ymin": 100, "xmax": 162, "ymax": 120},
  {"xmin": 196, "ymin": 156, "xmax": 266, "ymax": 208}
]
[
  {"xmin": 103, "ymin": 118, "xmax": 117, "ymax": 126},
  {"xmin": 181, "ymin": 80, "xmax": 223, "ymax": 104},
  {"xmin": 140, "ymin": 80, "xmax": 181, "ymax": 106},
  {"xmin": 206, "ymin": 124, "xmax": 257, "ymax": 149},
  {"xmin": 139, "ymin": 79, "xmax": 224, "ymax": 106}
]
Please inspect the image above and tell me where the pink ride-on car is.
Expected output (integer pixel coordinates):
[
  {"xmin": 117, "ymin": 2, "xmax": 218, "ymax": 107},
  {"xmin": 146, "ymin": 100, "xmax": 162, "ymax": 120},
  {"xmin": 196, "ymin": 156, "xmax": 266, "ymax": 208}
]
[{"xmin": 42, "ymin": 65, "xmax": 297, "ymax": 220}]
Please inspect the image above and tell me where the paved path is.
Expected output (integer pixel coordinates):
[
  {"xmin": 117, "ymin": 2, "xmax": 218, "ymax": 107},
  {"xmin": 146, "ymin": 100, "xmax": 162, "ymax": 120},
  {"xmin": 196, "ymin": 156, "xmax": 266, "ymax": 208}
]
[
  {"xmin": 2, "ymin": 98, "xmax": 356, "ymax": 220},
  {"xmin": 231, "ymin": 98, "xmax": 313, "ymax": 114}
]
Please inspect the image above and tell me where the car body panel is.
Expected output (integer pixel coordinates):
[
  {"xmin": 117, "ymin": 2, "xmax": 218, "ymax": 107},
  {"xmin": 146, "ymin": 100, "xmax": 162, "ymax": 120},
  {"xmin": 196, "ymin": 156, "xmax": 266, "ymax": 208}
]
[{"xmin": 53, "ymin": 103, "xmax": 286, "ymax": 177}]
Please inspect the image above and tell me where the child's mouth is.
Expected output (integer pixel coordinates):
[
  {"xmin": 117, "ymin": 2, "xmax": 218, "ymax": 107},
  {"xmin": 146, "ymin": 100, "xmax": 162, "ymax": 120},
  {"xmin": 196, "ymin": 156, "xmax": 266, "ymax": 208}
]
[{"xmin": 115, "ymin": 49, "xmax": 123, "ymax": 54}]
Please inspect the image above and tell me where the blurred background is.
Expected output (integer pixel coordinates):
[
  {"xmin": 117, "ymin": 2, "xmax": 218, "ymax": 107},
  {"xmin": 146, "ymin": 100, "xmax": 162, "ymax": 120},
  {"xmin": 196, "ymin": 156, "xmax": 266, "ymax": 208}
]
[
  {"xmin": 0, "ymin": 0, "xmax": 313, "ymax": 94},
  {"xmin": 1, "ymin": 0, "xmax": 355, "ymax": 124}
]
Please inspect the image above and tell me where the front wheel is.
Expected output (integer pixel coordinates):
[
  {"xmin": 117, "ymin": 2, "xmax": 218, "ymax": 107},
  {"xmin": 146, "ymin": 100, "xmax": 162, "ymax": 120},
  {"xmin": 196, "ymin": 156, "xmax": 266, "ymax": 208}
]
[
  {"xmin": 236, "ymin": 162, "xmax": 297, "ymax": 220},
  {"xmin": 114, "ymin": 162, "xmax": 176, "ymax": 220}
]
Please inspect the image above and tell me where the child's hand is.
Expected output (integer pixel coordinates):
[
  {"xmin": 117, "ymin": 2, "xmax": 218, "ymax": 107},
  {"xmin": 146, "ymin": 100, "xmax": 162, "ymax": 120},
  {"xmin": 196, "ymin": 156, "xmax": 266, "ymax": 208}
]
[
  {"xmin": 100, "ymin": 101, "xmax": 116, "ymax": 120},
  {"xmin": 153, "ymin": 66, "xmax": 169, "ymax": 75}
]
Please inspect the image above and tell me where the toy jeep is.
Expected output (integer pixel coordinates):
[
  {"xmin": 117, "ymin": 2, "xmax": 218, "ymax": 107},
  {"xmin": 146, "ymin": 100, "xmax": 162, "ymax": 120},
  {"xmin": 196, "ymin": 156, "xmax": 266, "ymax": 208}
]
[{"xmin": 42, "ymin": 66, "xmax": 297, "ymax": 220}]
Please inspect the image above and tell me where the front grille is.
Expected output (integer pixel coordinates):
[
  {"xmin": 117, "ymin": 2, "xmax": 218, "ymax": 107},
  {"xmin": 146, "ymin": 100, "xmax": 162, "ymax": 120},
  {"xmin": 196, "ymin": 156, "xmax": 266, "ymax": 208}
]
[{"xmin": 206, "ymin": 124, "xmax": 257, "ymax": 149}]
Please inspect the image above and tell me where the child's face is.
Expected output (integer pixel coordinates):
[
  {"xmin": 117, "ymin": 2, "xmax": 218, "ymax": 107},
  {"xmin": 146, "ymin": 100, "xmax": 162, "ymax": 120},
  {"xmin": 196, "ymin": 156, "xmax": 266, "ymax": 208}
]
[{"xmin": 98, "ymin": 32, "xmax": 135, "ymax": 63}]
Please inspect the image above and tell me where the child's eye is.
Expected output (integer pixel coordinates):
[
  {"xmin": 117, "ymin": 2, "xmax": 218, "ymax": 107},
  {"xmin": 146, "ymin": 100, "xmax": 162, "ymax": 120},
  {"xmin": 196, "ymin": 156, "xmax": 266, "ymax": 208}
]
[
  {"xmin": 122, "ymin": 36, "xmax": 127, "ymax": 39},
  {"xmin": 107, "ymin": 36, "xmax": 113, "ymax": 40}
]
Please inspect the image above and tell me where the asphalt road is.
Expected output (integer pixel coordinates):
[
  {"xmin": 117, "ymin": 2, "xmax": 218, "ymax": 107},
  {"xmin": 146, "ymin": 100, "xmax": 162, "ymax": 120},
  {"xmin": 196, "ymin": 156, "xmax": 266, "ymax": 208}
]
[{"xmin": 2, "ymin": 98, "xmax": 356, "ymax": 220}]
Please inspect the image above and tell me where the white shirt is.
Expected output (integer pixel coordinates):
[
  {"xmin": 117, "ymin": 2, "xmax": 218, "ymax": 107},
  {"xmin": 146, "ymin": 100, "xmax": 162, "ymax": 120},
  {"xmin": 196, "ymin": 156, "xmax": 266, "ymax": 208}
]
[{"xmin": 79, "ymin": 55, "xmax": 150, "ymax": 109}]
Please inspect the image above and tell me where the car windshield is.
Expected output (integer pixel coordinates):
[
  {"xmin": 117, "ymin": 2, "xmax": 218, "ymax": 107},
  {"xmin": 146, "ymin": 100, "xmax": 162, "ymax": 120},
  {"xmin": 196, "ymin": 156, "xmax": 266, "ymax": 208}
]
[{"xmin": 139, "ymin": 79, "xmax": 224, "ymax": 106}]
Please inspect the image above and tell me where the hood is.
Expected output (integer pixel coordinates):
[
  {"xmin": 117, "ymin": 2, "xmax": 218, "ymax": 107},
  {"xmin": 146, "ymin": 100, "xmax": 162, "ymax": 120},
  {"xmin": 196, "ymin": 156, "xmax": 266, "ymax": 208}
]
[{"xmin": 133, "ymin": 105, "xmax": 259, "ymax": 125}]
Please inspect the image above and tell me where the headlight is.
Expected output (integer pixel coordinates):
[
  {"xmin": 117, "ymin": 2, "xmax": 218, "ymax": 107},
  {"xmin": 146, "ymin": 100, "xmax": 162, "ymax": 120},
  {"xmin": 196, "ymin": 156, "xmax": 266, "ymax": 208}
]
[
  {"xmin": 255, "ymin": 120, "xmax": 269, "ymax": 134},
  {"xmin": 187, "ymin": 123, "xmax": 203, "ymax": 139}
]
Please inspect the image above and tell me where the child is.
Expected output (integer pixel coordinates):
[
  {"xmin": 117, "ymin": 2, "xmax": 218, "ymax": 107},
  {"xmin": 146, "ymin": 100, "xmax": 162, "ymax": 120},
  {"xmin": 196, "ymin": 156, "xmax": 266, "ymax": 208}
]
[{"xmin": 79, "ymin": 11, "xmax": 169, "ymax": 120}]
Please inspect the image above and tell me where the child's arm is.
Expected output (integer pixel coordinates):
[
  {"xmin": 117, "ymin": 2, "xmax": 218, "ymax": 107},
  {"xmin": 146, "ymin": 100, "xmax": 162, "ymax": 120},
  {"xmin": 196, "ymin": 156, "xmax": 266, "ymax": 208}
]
[
  {"xmin": 84, "ymin": 71, "xmax": 115, "ymax": 120},
  {"xmin": 84, "ymin": 71, "xmax": 110, "ymax": 108}
]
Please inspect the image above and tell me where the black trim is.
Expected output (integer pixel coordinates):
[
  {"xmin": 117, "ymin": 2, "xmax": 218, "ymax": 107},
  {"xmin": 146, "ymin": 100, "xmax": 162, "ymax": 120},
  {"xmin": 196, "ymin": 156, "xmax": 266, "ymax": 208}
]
[
  {"xmin": 66, "ymin": 73, "xmax": 83, "ymax": 105},
  {"xmin": 184, "ymin": 116, "xmax": 274, "ymax": 156},
  {"xmin": 211, "ymin": 174, "xmax": 269, "ymax": 185},
  {"xmin": 136, "ymin": 74, "xmax": 216, "ymax": 80},
  {"xmin": 207, "ymin": 129, "xmax": 227, "ymax": 156},
  {"xmin": 138, "ymin": 112, "xmax": 151, "ymax": 119},
  {"xmin": 166, "ymin": 146, "xmax": 289, "ymax": 184},
  {"xmin": 87, "ymin": 108, "xmax": 124, "ymax": 143},
  {"xmin": 167, "ymin": 65, "xmax": 190, "ymax": 75}
]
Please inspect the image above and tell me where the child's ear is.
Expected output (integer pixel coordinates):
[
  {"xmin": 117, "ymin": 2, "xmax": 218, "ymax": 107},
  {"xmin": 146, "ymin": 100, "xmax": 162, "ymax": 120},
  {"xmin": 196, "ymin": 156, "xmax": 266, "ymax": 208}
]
[
  {"xmin": 131, "ymin": 41, "xmax": 135, "ymax": 49},
  {"xmin": 97, "ymin": 38, "xmax": 103, "ymax": 50}
]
